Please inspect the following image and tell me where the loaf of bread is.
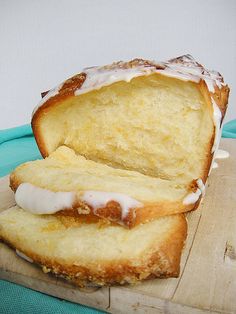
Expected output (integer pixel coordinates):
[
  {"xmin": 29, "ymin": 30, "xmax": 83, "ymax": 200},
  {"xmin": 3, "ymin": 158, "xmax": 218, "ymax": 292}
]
[
  {"xmin": 0, "ymin": 55, "xmax": 229, "ymax": 286},
  {"xmin": 0, "ymin": 206, "xmax": 187, "ymax": 286},
  {"xmin": 10, "ymin": 55, "xmax": 229, "ymax": 227}
]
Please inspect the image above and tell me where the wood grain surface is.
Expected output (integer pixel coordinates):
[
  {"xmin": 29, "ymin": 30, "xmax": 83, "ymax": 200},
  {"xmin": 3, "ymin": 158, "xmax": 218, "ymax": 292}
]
[{"xmin": 0, "ymin": 139, "xmax": 235, "ymax": 313}]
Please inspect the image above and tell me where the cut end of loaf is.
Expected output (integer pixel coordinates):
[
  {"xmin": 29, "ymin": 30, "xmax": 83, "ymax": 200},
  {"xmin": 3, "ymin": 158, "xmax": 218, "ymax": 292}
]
[{"xmin": 33, "ymin": 73, "xmax": 214, "ymax": 185}]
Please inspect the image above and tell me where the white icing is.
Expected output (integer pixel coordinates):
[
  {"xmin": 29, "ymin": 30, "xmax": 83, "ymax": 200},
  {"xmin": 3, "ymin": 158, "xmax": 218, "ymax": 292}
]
[
  {"xmin": 32, "ymin": 82, "xmax": 63, "ymax": 115},
  {"xmin": 212, "ymin": 161, "xmax": 218, "ymax": 169},
  {"xmin": 208, "ymin": 97, "xmax": 223, "ymax": 174},
  {"xmin": 196, "ymin": 178, "xmax": 205, "ymax": 197},
  {"xmin": 81, "ymin": 191, "xmax": 142, "ymax": 219},
  {"xmin": 15, "ymin": 183, "xmax": 142, "ymax": 221},
  {"xmin": 166, "ymin": 63, "xmax": 202, "ymax": 76},
  {"xmin": 211, "ymin": 98, "xmax": 222, "ymax": 153},
  {"xmin": 183, "ymin": 189, "xmax": 202, "ymax": 205},
  {"xmin": 75, "ymin": 66, "xmax": 157, "ymax": 96},
  {"xmin": 215, "ymin": 149, "xmax": 229, "ymax": 159},
  {"xmin": 204, "ymin": 78, "xmax": 215, "ymax": 93},
  {"xmin": 16, "ymin": 249, "xmax": 33, "ymax": 263},
  {"xmin": 183, "ymin": 178, "xmax": 205, "ymax": 205},
  {"xmin": 163, "ymin": 58, "xmax": 222, "ymax": 92},
  {"xmin": 156, "ymin": 67, "xmax": 199, "ymax": 82},
  {"xmin": 33, "ymin": 55, "xmax": 225, "ymax": 116},
  {"xmin": 15, "ymin": 183, "xmax": 76, "ymax": 214}
]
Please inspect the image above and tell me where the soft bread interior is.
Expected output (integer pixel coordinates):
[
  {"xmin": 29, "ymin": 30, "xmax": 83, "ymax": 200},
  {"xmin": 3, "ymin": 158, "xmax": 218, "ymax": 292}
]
[
  {"xmin": 37, "ymin": 73, "xmax": 214, "ymax": 184},
  {"xmin": 11, "ymin": 146, "xmax": 187, "ymax": 203},
  {"xmin": 0, "ymin": 206, "xmax": 187, "ymax": 285}
]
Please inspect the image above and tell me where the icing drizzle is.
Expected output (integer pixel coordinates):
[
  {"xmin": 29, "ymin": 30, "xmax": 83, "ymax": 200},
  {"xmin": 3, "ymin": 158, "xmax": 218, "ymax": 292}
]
[
  {"xmin": 15, "ymin": 183, "xmax": 76, "ymax": 214},
  {"xmin": 81, "ymin": 191, "xmax": 142, "ymax": 219},
  {"xmin": 15, "ymin": 183, "xmax": 142, "ymax": 221},
  {"xmin": 33, "ymin": 55, "xmax": 224, "ymax": 114},
  {"xmin": 215, "ymin": 149, "xmax": 230, "ymax": 159},
  {"xmin": 183, "ymin": 178, "xmax": 205, "ymax": 205}
]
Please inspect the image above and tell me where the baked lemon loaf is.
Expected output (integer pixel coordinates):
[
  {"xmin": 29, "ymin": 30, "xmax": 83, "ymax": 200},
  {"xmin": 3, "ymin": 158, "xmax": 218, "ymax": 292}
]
[
  {"xmin": 10, "ymin": 55, "xmax": 229, "ymax": 227},
  {"xmin": 0, "ymin": 206, "xmax": 187, "ymax": 286}
]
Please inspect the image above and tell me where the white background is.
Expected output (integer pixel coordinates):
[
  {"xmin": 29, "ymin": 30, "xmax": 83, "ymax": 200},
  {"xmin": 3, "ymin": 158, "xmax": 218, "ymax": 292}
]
[{"xmin": 1, "ymin": 0, "xmax": 235, "ymax": 129}]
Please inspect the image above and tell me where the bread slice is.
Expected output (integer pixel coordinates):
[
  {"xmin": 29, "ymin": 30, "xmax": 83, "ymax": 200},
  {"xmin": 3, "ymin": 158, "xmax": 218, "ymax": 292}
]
[
  {"xmin": 11, "ymin": 146, "xmax": 197, "ymax": 227},
  {"xmin": 0, "ymin": 206, "xmax": 187, "ymax": 286},
  {"xmin": 10, "ymin": 55, "xmax": 230, "ymax": 227}
]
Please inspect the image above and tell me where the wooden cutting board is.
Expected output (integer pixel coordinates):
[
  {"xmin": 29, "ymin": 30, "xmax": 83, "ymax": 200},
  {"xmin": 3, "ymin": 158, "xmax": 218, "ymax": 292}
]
[{"xmin": 0, "ymin": 138, "xmax": 235, "ymax": 314}]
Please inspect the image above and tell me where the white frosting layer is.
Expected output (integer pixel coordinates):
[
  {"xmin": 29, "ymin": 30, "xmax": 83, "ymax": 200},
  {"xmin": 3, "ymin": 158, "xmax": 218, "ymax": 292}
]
[
  {"xmin": 74, "ymin": 57, "xmax": 224, "ymax": 98},
  {"xmin": 16, "ymin": 249, "xmax": 33, "ymax": 263},
  {"xmin": 33, "ymin": 55, "xmax": 224, "ymax": 118},
  {"xmin": 183, "ymin": 189, "xmax": 202, "ymax": 206},
  {"xmin": 196, "ymin": 178, "xmax": 205, "ymax": 197},
  {"xmin": 75, "ymin": 66, "xmax": 157, "ymax": 96},
  {"xmin": 215, "ymin": 149, "xmax": 230, "ymax": 159},
  {"xmin": 211, "ymin": 98, "xmax": 222, "ymax": 153},
  {"xmin": 81, "ymin": 191, "xmax": 142, "ymax": 219},
  {"xmin": 209, "ymin": 149, "xmax": 229, "ymax": 173},
  {"xmin": 183, "ymin": 179, "xmax": 205, "ymax": 205},
  {"xmin": 15, "ymin": 183, "xmax": 142, "ymax": 220},
  {"xmin": 15, "ymin": 183, "xmax": 76, "ymax": 214},
  {"xmin": 32, "ymin": 82, "xmax": 63, "ymax": 116},
  {"xmin": 207, "ymin": 97, "xmax": 223, "ymax": 174}
]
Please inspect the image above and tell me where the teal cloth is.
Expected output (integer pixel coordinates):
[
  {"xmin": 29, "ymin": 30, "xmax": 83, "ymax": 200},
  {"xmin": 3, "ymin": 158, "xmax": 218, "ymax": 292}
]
[
  {"xmin": 0, "ymin": 125, "xmax": 42, "ymax": 177},
  {"xmin": 222, "ymin": 119, "xmax": 236, "ymax": 138},
  {"xmin": 0, "ymin": 281, "xmax": 105, "ymax": 314},
  {"xmin": 0, "ymin": 120, "xmax": 235, "ymax": 314}
]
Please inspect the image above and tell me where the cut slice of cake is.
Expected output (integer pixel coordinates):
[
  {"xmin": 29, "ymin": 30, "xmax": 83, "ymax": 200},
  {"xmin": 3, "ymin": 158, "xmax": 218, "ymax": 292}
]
[
  {"xmin": 0, "ymin": 206, "xmax": 187, "ymax": 286},
  {"xmin": 11, "ymin": 145, "xmax": 200, "ymax": 227}
]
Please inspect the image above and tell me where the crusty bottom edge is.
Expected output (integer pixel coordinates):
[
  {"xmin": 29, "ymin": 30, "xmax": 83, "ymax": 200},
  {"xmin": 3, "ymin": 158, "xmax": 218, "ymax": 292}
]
[{"xmin": 0, "ymin": 237, "xmax": 181, "ymax": 287}]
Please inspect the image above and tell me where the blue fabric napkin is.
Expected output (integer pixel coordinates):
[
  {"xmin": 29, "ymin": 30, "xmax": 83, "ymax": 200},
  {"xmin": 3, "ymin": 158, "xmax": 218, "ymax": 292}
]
[
  {"xmin": 0, "ymin": 125, "xmax": 42, "ymax": 177},
  {"xmin": 0, "ymin": 280, "xmax": 105, "ymax": 314},
  {"xmin": 222, "ymin": 119, "xmax": 236, "ymax": 138}
]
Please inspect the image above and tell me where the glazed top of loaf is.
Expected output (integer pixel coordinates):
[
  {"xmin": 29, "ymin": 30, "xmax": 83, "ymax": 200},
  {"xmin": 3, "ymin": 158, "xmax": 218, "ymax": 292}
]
[
  {"xmin": 32, "ymin": 54, "xmax": 229, "ymax": 164},
  {"xmin": 33, "ymin": 54, "xmax": 226, "ymax": 115}
]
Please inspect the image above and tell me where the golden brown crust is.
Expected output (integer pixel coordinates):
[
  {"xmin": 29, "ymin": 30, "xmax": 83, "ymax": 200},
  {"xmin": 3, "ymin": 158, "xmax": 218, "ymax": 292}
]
[
  {"xmin": 0, "ymin": 214, "xmax": 187, "ymax": 286},
  {"xmin": 197, "ymin": 79, "xmax": 230, "ymax": 187},
  {"xmin": 32, "ymin": 72, "xmax": 86, "ymax": 157},
  {"xmin": 9, "ymin": 172, "xmax": 20, "ymax": 192}
]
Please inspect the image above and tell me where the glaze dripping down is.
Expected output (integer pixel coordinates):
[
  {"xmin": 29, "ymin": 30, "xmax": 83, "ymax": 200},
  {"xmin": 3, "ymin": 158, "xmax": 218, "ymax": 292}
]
[
  {"xmin": 183, "ymin": 179, "xmax": 205, "ymax": 205},
  {"xmin": 81, "ymin": 191, "xmax": 142, "ymax": 219},
  {"xmin": 215, "ymin": 149, "xmax": 230, "ymax": 159},
  {"xmin": 15, "ymin": 183, "xmax": 143, "ymax": 221}
]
